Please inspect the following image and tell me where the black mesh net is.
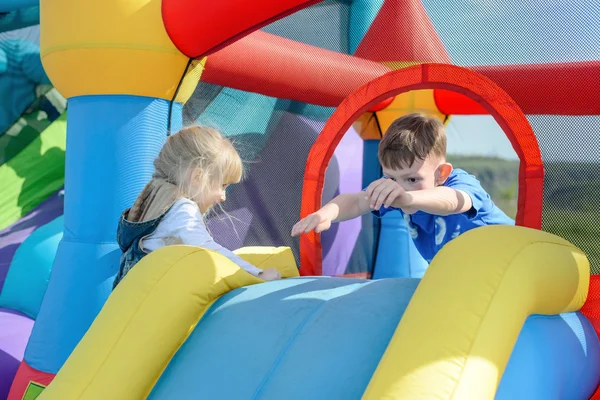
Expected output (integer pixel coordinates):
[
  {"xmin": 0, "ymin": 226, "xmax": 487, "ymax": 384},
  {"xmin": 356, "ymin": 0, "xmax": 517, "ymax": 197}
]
[
  {"xmin": 163, "ymin": 1, "xmax": 394, "ymax": 277},
  {"xmin": 531, "ymin": 116, "xmax": 600, "ymax": 273},
  {"xmin": 166, "ymin": 0, "xmax": 598, "ymax": 276},
  {"xmin": 421, "ymin": 1, "xmax": 600, "ymax": 272}
]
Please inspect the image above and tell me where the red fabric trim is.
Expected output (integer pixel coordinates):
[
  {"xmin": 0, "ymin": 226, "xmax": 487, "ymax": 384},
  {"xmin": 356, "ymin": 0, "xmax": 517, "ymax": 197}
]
[
  {"xmin": 581, "ymin": 274, "xmax": 600, "ymax": 336},
  {"xmin": 162, "ymin": 0, "xmax": 323, "ymax": 58},
  {"xmin": 7, "ymin": 361, "xmax": 55, "ymax": 400},
  {"xmin": 300, "ymin": 63, "xmax": 544, "ymax": 276},
  {"xmin": 581, "ymin": 274, "xmax": 600, "ymax": 398}
]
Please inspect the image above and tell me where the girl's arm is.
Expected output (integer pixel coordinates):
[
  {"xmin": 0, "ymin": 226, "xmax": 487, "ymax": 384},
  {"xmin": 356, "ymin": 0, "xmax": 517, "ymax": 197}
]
[
  {"xmin": 165, "ymin": 200, "xmax": 263, "ymax": 276},
  {"xmin": 178, "ymin": 224, "xmax": 263, "ymax": 276}
]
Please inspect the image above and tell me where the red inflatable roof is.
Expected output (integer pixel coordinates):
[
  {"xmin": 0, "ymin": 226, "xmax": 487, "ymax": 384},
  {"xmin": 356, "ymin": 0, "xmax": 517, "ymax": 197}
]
[{"xmin": 162, "ymin": 0, "xmax": 323, "ymax": 57}]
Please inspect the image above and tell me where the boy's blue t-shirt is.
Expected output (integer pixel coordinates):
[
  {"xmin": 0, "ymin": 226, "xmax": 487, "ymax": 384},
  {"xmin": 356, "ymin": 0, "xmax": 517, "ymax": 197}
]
[{"xmin": 372, "ymin": 168, "xmax": 514, "ymax": 263}]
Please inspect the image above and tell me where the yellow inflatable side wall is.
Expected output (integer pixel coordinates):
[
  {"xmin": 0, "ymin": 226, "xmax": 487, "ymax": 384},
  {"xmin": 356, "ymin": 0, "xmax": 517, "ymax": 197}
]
[
  {"xmin": 39, "ymin": 246, "xmax": 298, "ymax": 400},
  {"xmin": 363, "ymin": 225, "xmax": 589, "ymax": 400}
]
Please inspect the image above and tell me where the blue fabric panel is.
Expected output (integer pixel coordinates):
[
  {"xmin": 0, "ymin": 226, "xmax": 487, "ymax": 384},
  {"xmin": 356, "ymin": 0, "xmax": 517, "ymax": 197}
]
[
  {"xmin": 0, "ymin": 0, "xmax": 37, "ymax": 13},
  {"xmin": 195, "ymin": 88, "xmax": 277, "ymax": 138},
  {"xmin": 150, "ymin": 279, "xmax": 600, "ymax": 399},
  {"xmin": 0, "ymin": 6, "xmax": 39, "ymax": 34},
  {"xmin": 361, "ymin": 139, "xmax": 380, "ymax": 189},
  {"xmin": 348, "ymin": 0, "xmax": 384, "ymax": 53},
  {"xmin": 353, "ymin": 139, "xmax": 381, "ymax": 276},
  {"xmin": 372, "ymin": 210, "xmax": 428, "ymax": 279},
  {"xmin": 497, "ymin": 312, "xmax": 600, "ymax": 400},
  {"xmin": 262, "ymin": 0, "xmax": 351, "ymax": 54},
  {"xmin": 0, "ymin": 215, "xmax": 62, "ymax": 318},
  {"xmin": 192, "ymin": 88, "xmax": 278, "ymax": 161},
  {"xmin": 364, "ymin": 139, "xmax": 428, "ymax": 279},
  {"xmin": 0, "ymin": 39, "xmax": 49, "ymax": 134},
  {"xmin": 24, "ymin": 95, "xmax": 179, "ymax": 373},
  {"xmin": 150, "ymin": 277, "xmax": 420, "ymax": 400}
]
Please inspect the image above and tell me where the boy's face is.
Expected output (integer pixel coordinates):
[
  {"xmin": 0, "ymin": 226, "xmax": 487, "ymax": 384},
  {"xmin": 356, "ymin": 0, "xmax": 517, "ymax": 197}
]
[{"xmin": 381, "ymin": 155, "xmax": 452, "ymax": 192}]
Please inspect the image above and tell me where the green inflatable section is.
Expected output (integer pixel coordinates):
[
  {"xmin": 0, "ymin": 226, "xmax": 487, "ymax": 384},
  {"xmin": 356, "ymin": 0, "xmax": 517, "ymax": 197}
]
[
  {"xmin": 0, "ymin": 112, "xmax": 66, "ymax": 230},
  {"xmin": 0, "ymin": 87, "xmax": 66, "ymax": 166}
]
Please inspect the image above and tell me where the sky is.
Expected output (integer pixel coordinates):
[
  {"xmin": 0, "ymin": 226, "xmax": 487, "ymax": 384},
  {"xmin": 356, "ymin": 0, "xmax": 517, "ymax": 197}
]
[{"xmin": 422, "ymin": 0, "xmax": 600, "ymax": 161}]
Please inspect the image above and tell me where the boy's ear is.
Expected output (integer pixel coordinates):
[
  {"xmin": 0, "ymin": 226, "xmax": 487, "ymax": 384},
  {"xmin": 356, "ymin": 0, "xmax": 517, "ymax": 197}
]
[{"xmin": 436, "ymin": 162, "xmax": 453, "ymax": 185}]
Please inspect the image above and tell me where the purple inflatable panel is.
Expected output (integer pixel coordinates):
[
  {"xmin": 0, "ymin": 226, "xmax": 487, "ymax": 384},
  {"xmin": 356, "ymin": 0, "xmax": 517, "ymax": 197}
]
[
  {"xmin": 206, "ymin": 111, "xmax": 367, "ymax": 277},
  {"xmin": 0, "ymin": 308, "xmax": 34, "ymax": 399},
  {"xmin": 321, "ymin": 126, "xmax": 364, "ymax": 276}
]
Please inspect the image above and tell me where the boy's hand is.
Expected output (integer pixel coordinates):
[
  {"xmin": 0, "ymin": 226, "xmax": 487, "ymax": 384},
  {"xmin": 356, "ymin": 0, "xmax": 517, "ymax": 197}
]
[
  {"xmin": 366, "ymin": 178, "xmax": 410, "ymax": 210},
  {"xmin": 291, "ymin": 211, "xmax": 332, "ymax": 236},
  {"xmin": 258, "ymin": 268, "xmax": 282, "ymax": 281}
]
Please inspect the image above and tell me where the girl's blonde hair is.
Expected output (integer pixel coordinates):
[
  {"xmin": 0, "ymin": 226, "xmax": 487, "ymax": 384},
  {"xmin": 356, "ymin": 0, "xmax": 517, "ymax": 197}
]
[{"xmin": 127, "ymin": 126, "xmax": 243, "ymax": 222}]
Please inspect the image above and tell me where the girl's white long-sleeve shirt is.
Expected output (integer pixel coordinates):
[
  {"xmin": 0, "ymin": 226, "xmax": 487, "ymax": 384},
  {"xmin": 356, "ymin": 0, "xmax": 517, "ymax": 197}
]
[{"xmin": 142, "ymin": 198, "xmax": 262, "ymax": 276}]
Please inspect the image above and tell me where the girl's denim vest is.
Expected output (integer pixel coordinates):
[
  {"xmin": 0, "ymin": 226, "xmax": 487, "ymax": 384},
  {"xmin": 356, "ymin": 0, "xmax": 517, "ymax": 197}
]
[{"xmin": 112, "ymin": 205, "xmax": 173, "ymax": 289}]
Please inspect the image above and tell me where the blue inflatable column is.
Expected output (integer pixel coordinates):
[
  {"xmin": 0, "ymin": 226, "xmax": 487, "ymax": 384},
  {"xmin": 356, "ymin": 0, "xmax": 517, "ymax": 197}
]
[
  {"xmin": 24, "ymin": 95, "xmax": 182, "ymax": 373},
  {"xmin": 362, "ymin": 141, "xmax": 428, "ymax": 279},
  {"xmin": 372, "ymin": 211, "xmax": 428, "ymax": 279}
]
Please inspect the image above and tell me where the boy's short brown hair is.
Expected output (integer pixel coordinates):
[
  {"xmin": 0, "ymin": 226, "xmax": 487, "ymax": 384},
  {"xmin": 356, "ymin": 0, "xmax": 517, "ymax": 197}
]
[{"xmin": 378, "ymin": 113, "xmax": 447, "ymax": 169}]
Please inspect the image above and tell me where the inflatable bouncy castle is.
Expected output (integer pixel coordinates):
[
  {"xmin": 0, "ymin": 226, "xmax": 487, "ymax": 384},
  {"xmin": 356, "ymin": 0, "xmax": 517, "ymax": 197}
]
[{"xmin": 1, "ymin": 0, "xmax": 600, "ymax": 399}]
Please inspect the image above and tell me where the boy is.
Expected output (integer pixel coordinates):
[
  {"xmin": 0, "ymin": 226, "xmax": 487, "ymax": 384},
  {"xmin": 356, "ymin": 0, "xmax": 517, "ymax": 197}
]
[{"xmin": 291, "ymin": 113, "xmax": 514, "ymax": 263}]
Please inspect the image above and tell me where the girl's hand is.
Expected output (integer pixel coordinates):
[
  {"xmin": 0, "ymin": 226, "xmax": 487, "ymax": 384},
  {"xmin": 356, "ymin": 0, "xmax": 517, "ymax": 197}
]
[
  {"xmin": 258, "ymin": 268, "xmax": 282, "ymax": 281},
  {"xmin": 291, "ymin": 211, "xmax": 332, "ymax": 236}
]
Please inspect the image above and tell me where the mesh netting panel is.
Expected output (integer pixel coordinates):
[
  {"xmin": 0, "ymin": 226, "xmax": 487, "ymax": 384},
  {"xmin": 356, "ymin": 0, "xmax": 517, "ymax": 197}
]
[
  {"xmin": 203, "ymin": 97, "xmax": 333, "ymax": 269},
  {"xmin": 166, "ymin": 1, "xmax": 383, "ymax": 275},
  {"xmin": 446, "ymin": 116, "xmax": 520, "ymax": 220},
  {"xmin": 167, "ymin": 1, "xmax": 598, "ymax": 277},
  {"xmin": 422, "ymin": 0, "xmax": 600, "ymax": 66},
  {"xmin": 530, "ymin": 115, "xmax": 600, "ymax": 273},
  {"xmin": 448, "ymin": 155, "xmax": 519, "ymax": 220},
  {"xmin": 423, "ymin": 0, "xmax": 599, "ymax": 271},
  {"xmin": 261, "ymin": 0, "xmax": 351, "ymax": 53}
]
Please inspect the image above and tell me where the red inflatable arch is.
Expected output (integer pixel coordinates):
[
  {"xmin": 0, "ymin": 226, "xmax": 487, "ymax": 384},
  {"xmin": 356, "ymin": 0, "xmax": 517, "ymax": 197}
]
[{"xmin": 299, "ymin": 63, "xmax": 545, "ymax": 276}]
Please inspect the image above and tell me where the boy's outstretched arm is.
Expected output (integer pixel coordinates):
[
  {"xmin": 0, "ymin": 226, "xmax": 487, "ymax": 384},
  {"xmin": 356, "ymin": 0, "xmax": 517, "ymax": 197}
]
[
  {"xmin": 366, "ymin": 178, "xmax": 472, "ymax": 216},
  {"xmin": 394, "ymin": 187, "xmax": 472, "ymax": 216},
  {"xmin": 291, "ymin": 193, "xmax": 370, "ymax": 236}
]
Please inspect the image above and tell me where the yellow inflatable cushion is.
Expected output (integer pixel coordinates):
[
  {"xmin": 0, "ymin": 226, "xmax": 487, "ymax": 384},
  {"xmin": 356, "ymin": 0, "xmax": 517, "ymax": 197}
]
[
  {"xmin": 363, "ymin": 225, "xmax": 589, "ymax": 400},
  {"xmin": 39, "ymin": 245, "xmax": 298, "ymax": 400}
]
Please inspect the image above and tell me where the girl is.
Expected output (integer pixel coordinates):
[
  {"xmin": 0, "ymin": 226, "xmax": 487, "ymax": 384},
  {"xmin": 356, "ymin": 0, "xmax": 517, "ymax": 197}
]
[{"xmin": 113, "ymin": 126, "xmax": 282, "ymax": 288}]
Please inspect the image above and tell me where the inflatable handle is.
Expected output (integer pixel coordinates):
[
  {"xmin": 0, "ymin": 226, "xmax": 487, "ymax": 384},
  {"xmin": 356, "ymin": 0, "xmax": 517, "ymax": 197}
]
[
  {"xmin": 38, "ymin": 246, "xmax": 298, "ymax": 399},
  {"xmin": 363, "ymin": 225, "xmax": 589, "ymax": 400}
]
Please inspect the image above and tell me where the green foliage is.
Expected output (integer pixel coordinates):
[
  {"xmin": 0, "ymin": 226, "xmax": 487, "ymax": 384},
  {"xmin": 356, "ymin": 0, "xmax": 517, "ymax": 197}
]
[
  {"xmin": 543, "ymin": 161, "xmax": 600, "ymax": 273},
  {"xmin": 447, "ymin": 155, "xmax": 600, "ymax": 273},
  {"xmin": 447, "ymin": 155, "xmax": 519, "ymax": 219}
]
